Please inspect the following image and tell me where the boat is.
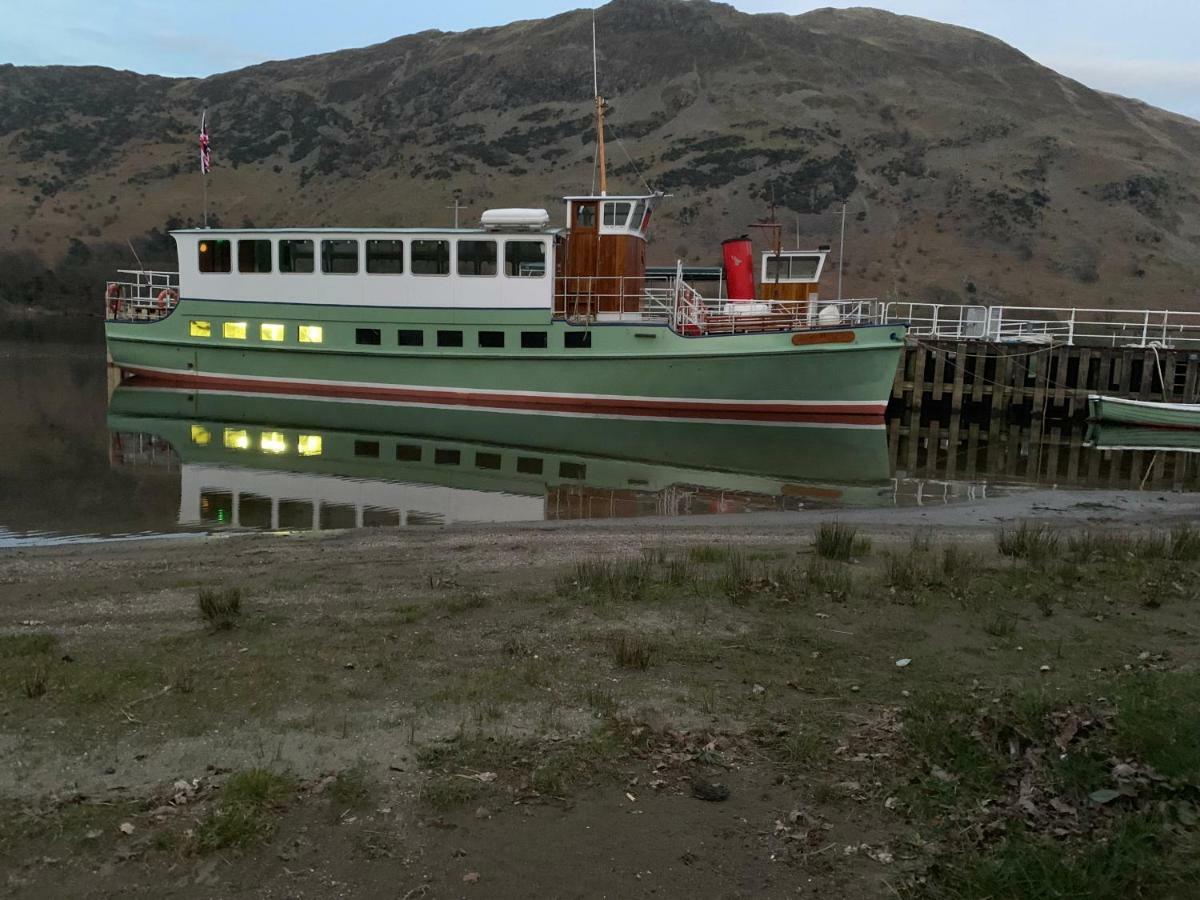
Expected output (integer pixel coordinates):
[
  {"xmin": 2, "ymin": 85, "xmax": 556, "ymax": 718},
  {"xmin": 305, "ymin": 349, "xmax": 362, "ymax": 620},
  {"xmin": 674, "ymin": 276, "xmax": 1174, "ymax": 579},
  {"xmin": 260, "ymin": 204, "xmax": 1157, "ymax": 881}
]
[
  {"xmin": 106, "ymin": 384, "xmax": 897, "ymax": 528},
  {"xmin": 1088, "ymin": 395, "xmax": 1200, "ymax": 430},
  {"xmin": 1085, "ymin": 423, "xmax": 1200, "ymax": 452},
  {"xmin": 103, "ymin": 50, "xmax": 906, "ymax": 425}
]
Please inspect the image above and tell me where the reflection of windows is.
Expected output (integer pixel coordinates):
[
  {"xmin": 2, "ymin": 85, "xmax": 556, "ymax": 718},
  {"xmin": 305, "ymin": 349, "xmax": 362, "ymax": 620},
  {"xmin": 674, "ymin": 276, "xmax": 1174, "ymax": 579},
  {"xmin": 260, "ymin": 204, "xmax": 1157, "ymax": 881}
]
[
  {"xmin": 504, "ymin": 240, "xmax": 545, "ymax": 277},
  {"xmin": 475, "ymin": 452, "xmax": 502, "ymax": 470},
  {"xmin": 457, "ymin": 240, "xmax": 497, "ymax": 276},
  {"xmin": 200, "ymin": 491, "xmax": 234, "ymax": 524},
  {"xmin": 298, "ymin": 325, "xmax": 323, "ymax": 344},
  {"xmin": 366, "ymin": 239, "xmax": 403, "ymax": 274},
  {"xmin": 602, "ymin": 201, "xmax": 632, "ymax": 227},
  {"xmin": 297, "ymin": 435, "xmax": 322, "ymax": 457},
  {"xmin": 279, "ymin": 239, "xmax": 314, "ymax": 273},
  {"xmin": 516, "ymin": 456, "xmax": 543, "ymax": 474},
  {"xmin": 260, "ymin": 323, "xmax": 285, "ymax": 342},
  {"xmin": 320, "ymin": 503, "xmax": 357, "ymax": 530},
  {"xmin": 198, "ymin": 239, "xmax": 231, "ymax": 273},
  {"xmin": 277, "ymin": 500, "xmax": 313, "ymax": 528},
  {"xmin": 434, "ymin": 448, "xmax": 461, "ymax": 465},
  {"xmin": 397, "ymin": 329, "xmax": 423, "ymax": 347},
  {"xmin": 559, "ymin": 461, "xmax": 587, "ymax": 479},
  {"xmin": 396, "ymin": 443, "xmax": 421, "ymax": 461},
  {"xmin": 223, "ymin": 321, "xmax": 247, "ymax": 339},
  {"xmin": 238, "ymin": 240, "xmax": 272, "ymax": 273},
  {"xmin": 321, "ymin": 239, "xmax": 359, "ymax": 274},
  {"xmin": 521, "ymin": 331, "xmax": 547, "ymax": 349},
  {"xmin": 411, "ymin": 240, "xmax": 449, "ymax": 275},
  {"xmin": 190, "ymin": 320, "xmax": 211, "ymax": 337},
  {"xmin": 223, "ymin": 428, "xmax": 251, "ymax": 450}
]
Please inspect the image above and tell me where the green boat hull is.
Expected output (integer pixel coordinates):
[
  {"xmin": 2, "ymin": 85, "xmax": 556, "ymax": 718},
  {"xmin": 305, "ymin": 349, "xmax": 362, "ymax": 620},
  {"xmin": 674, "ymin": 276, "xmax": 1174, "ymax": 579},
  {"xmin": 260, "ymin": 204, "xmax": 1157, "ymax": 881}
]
[
  {"xmin": 105, "ymin": 300, "xmax": 906, "ymax": 422},
  {"xmin": 1088, "ymin": 395, "xmax": 1200, "ymax": 430}
]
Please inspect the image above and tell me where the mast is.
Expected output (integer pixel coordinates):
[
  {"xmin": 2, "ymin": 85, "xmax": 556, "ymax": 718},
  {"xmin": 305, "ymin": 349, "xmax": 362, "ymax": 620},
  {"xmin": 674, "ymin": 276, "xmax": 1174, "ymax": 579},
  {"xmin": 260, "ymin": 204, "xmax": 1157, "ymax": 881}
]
[{"xmin": 592, "ymin": 12, "xmax": 608, "ymax": 196}]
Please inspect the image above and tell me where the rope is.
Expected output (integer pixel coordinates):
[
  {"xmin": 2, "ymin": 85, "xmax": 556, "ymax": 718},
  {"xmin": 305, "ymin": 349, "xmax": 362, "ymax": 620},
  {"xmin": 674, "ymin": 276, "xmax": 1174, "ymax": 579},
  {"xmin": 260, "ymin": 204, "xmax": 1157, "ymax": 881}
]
[{"xmin": 606, "ymin": 121, "xmax": 653, "ymax": 194}]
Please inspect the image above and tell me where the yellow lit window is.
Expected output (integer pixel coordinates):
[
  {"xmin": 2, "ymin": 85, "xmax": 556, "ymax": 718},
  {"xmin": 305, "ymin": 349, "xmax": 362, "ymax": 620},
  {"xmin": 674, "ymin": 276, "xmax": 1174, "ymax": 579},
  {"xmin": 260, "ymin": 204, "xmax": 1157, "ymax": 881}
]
[
  {"xmin": 223, "ymin": 428, "xmax": 251, "ymax": 450},
  {"xmin": 297, "ymin": 435, "xmax": 323, "ymax": 457},
  {"xmin": 259, "ymin": 431, "xmax": 287, "ymax": 454},
  {"xmin": 260, "ymin": 323, "xmax": 285, "ymax": 342},
  {"xmin": 223, "ymin": 321, "xmax": 248, "ymax": 340},
  {"xmin": 190, "ymin": 320, "xmax": 211, "ymax": 338},
  {"xmin": 298, "ymin": 325, "xmax": 324, "ymax": 344},
  {"xmin": 190, "ymin": 425, "xmax": 211, "ymax": 446}
]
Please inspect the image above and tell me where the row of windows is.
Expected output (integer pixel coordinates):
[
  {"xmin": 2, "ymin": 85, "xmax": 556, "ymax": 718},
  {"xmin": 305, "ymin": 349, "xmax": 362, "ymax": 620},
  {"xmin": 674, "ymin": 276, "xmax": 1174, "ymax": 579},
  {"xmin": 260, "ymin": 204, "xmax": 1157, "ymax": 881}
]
[
  {"xmin": 192, "ymin": 425, "xmax": 587, "ymax": 479},
  {"xmin": 189, "ymin": 319, "xmax": 593, "ymax": 349},
  {"xmin": 198, "ymin": 238, "xmax": 546, "ymax": 278}
]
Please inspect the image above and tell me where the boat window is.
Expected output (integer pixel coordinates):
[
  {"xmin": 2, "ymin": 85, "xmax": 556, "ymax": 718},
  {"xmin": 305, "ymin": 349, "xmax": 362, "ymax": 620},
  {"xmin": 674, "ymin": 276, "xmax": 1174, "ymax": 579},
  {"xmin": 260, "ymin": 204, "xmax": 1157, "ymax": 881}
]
[
  {"xmin": 602, "ymin": 201, "xmax": 632, "ymax": 227},
  {"xmin": 574, "ymin": 202, "xmax": 596, "ymax": 229},
  {"xmin": 279, "ymin": 239, "xmax": 314, "ymax": 274},
  {"xmin": 559, "ymin": 461, "xmax": 587, "ymax": 479},
  {"xmin": 521, "ymin": 331, "xmax": 548, "ymax": 349},
  {"xmin": 321, "ymin": 239, "xmax": 359, "ymax": 274},
  {"xmin": 297, "ymin": 435, "xmax": 323, "ymax": 457},
  {"xmin": 457, "ymin": 240, "xmax": 497, "ymax": 276},
  {"xmin": 475, "ymin": 452, "xmax": 502, "ymax": 470},
  {"xmin": 298, "ymin": 325, "xmax": 323, "ymax": 344},
  {"xmin": 198, "ymin": 239, "xmax": 231, "ymax": 273},
  {"xmin": 478, "ymin": 331, "xmax": 505, "ymax": 348},
  {"xmin": 259, "ymin": 432, "xmax": 287, "ymax": 454},
  {"xmin": 222, "ymin": 321, "xmax": 247, "ymax": 340},
  {"xmin": 190, "ymin": 425, "xmax": 211, "ymax": 445},
  {"xmin": 396, "ymin": 444, "xmax": 422, "ymax": 461},
  {"xmin": 366, "ymin": 239, "xmax": 404, "ymax": 274},
  {"xmin": 516, "ymin": 456, "xmax": 543, "ymax": 474},
  {"xmin": 356, "ymin": 328, "xmax": 381, "ymax": 345},
  {"xmin": 223, "ymin": 429, "xmax": 250, "ymax": 450},
  {"xmin": 412, "ymin": 240, "xmax": 450, "ymax": 275},
  {"xmin": 505, "ymin": 241, "xmax": 545, "ymax": 277},
  {"xmin": 397, "ymin": 329, "xmax": 424, "ymax": 346},
  {"xmin": 628, "ymin": 202, "xmax": 646, "ymax": 232},
  {"xmin": 434, "ymin": 448, "xmax": 461, "ymax": 465},
  {"xmin": 765, "ymin": 255, "xmax": 821, "ymax": 280},
  {"xmin": 237, "ymin": 239, "xmax": 272, "ymax": 273},
  {"xmin": 437, "ymin": 330, "xmax": 463, "ymax": 347},
  {"xmin": 260, "ymin": 323, "xmax": 285, "ymax": 342},
  {"xmin": 789, "ymin": 256, "xmax": 820, "ymax": 279},
  {"xmin": 189, "ymin": 320, "xmax": 211, "ymax": 337},
  {"xmin": 354, "ymin": 440, "xmax": 380, "ymax": 458},
  {"xmin": 564, "ymin": 331, "xmax": 592, "ymax": 349}
]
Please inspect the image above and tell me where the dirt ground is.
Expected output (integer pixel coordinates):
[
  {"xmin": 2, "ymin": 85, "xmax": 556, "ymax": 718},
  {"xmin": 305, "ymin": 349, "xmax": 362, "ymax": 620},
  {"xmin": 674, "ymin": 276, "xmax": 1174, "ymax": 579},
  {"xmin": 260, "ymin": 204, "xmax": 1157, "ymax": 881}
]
[{"xmin": 2, "ymin": 503, "xmax": 1200, "ymax": 898}]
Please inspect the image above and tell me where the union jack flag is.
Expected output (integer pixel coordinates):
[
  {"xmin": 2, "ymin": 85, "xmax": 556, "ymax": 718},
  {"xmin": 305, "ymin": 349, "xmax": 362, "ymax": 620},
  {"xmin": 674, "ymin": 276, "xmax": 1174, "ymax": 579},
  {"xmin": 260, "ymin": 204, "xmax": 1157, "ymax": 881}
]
[{"xmin": 199, "ymin": 111, "xmax": 211, "ymax": 174}]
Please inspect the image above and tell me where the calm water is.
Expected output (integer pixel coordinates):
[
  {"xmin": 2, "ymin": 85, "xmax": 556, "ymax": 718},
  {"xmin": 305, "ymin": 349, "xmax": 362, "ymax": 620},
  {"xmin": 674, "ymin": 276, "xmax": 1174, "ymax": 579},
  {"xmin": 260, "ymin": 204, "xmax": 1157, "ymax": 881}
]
[{"xmin": 3, "ymin": 336, "xmax": 1199, "ymax": 546}]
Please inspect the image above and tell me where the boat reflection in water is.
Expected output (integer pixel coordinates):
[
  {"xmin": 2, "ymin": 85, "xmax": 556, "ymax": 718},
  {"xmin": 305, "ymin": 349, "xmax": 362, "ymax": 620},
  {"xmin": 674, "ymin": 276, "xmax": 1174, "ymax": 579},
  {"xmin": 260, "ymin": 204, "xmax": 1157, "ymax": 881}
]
[{"xmin": 106, "ymin": 385, "xmax": 897, "ymax": 530}]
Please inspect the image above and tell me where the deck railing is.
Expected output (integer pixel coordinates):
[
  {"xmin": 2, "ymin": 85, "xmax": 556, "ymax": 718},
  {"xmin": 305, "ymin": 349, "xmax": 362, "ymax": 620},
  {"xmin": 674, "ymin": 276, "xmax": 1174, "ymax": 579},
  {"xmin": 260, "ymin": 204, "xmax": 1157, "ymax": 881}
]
[
  {"xmin": 105, "ymin": 269, "xmax": 180, "ymax": 321},
  {"xmin": 886, "ymin": 301, "xmax": 1200, "ymax": 348}
]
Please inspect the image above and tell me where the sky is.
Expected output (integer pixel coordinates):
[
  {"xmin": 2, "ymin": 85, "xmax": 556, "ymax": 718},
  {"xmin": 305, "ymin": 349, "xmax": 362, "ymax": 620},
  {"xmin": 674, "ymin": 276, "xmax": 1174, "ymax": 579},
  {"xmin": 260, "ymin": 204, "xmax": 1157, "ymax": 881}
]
[{"xmin": 3, "ymin": 0, "xmax": 1198, "ymax": 120}]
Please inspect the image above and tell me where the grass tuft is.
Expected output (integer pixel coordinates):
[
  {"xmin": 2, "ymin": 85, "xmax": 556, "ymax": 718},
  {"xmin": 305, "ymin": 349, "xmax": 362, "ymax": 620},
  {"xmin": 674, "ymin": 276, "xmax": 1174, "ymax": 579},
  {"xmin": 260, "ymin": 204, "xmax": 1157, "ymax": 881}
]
[
  {"xmin": 608, "ymin": 632, "xmax": 655, "ymax": 670},
  {"xmin": 997, "ymin": 522, "xmax": 1060, "ymax": 562},
  {"xmin": 197, "ymin": 587, "xmax": 242, "ymax": 630},
  {"xmin": 814, "ymin": 521, "xmax": 869, "ymax": 561},
  {"xmin": 196, "ymin": 769, "xmax": 294, "ymax": 851},
  {"xmin": 21, "ymin": 664, "xmax": 48, "ymax": 699}
]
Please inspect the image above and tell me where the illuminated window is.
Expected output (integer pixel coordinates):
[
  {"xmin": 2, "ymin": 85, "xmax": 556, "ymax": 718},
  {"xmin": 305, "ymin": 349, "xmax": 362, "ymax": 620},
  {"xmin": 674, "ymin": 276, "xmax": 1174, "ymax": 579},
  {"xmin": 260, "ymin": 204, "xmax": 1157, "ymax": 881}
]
[
  {"xmin": 198, "ymin": 239, "xmax": 231, "ymax": 273},
  {"xmin": 223, "ymin": 321, "xmax": 248, "ymax": 340},
  {"xmin": 223, "ymin": 429, "xmax": 251, "ymax": 450},
  {"xmin": 190, "ymin": 320, "xmax": 211, "ymax": 337},
  {"xmin": 260, "ymin": 323, "xmax": 285, "ymax": 342},
  {"xmin": 298, "ymin": 325, "xmax": 323, "ymax": 343},
  {"xmin": 297, "ymin": 435, "xmax": 323, "ymax": 457},
  {"xmin": 259, "ymin": 431, "xmax": 287, "ymax": 454},
  {"xmin": 190, "ymin": 425, "xmax": 211, "ymax": 446}
]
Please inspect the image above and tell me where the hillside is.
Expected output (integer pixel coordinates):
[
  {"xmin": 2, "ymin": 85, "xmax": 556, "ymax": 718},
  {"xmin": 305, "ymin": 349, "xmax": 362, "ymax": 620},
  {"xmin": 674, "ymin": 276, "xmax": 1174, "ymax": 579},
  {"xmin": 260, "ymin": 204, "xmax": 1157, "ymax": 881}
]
[{"xmin": 2, "ymin": 0, "xmax": 1200, "ymax": 311}]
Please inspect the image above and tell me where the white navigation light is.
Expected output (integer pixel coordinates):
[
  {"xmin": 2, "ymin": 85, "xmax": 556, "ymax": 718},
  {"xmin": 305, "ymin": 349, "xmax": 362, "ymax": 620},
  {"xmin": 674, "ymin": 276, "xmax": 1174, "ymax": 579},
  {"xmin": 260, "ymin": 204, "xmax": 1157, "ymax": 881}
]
[{"xmin": 480, "ymin": 209, "xmax": 550, "ymax": 231}]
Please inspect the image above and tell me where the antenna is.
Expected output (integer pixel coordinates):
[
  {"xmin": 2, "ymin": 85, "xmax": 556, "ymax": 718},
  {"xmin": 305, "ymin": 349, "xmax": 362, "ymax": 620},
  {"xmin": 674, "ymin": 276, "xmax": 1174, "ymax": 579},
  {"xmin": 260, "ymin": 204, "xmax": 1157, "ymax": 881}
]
[
  {"xmin": 837, "ymin": 201, "xmax": 847, "ymax": 301},
  {"xmin": 446, "ymin": 193, "xmax": 464, "ymax": 229},
  {"xmin": 592, "ymin": 11, "xmax": 599, "ymax": 100},
  {"xmin": 592, "ymin": 10, "xmax": 608, "ymax": 196}
]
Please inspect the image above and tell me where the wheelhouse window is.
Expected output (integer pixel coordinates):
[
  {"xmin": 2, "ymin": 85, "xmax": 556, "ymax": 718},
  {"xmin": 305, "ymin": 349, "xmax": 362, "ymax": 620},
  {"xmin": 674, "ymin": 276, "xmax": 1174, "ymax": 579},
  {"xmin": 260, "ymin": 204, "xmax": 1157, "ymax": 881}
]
[
  {"xmin": 321, "ymin": 239, "xmax": 359, "ymax": 274},
  {"xmin": 279, "ymin": 239, "xmax": 314, "ymax": 273},
  {"xmin": 366, "ymin": 240, "xmax": 403, "ymax": 274},
  {"xmin": 505, "ymin": 241, "xmax": 545, "ymax": 277},
  {"xmin": 574, "ymin": 202, "xmax": 596, "ymax": 229},
  {"xmin": 237, "ymin": 239, "xmax": 272, "ymax": 273},
  {"xmin": 198, "ymin": 239, "xmax": 231, "ymax": 273},
  {"xmin": 412, "ymin": 240, "xmax": 450, "ymax": 275},
  {"xmin": 457, "ymin": 240, "xmax": 497, "ymax": 276},
  {"xmin": 629, "ymin": 201, "xmax": 647, "ymax": 232},
  {"xmin": 765, "ymin": 254, "xmax": 821, "ymax": 280},
  {"xmin": 602, "ymin": 201, "xmax": 632, "ymax": 227}
]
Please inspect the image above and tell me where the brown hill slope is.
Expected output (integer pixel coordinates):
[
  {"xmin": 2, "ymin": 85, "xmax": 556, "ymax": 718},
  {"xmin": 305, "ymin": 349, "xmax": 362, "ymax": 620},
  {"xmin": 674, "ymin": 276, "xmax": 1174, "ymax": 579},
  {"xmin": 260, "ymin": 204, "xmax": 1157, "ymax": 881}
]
[{"xmin": 2, "ymin": 0, "xmax": 1199, "ymax": 311}]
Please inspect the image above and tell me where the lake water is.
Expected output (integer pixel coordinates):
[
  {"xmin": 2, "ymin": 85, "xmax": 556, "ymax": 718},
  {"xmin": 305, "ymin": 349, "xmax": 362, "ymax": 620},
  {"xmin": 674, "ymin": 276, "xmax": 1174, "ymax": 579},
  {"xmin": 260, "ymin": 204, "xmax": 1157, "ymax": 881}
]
[{"xmin": 4, "ymin": 336, "xmax": 1199, "ymax": 546}]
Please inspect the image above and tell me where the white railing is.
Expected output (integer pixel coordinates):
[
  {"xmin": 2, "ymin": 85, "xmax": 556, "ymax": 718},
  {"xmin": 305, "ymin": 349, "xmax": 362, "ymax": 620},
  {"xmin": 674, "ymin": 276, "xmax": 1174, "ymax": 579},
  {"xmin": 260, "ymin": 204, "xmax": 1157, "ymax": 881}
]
[
  {"xmin": 105, "ymin": 269, "xmax": 180, "ymax": 321},
  {"xmin": 887, "ymin": 301, "xmax": 1200, "ymax": 348}
]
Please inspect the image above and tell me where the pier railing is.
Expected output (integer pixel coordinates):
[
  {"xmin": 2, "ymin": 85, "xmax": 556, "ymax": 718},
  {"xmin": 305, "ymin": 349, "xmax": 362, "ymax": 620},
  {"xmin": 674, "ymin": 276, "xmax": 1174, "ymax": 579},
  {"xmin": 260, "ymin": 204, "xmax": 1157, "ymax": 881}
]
[
  {"xmin": 105, "ymin": 269, "xmax": 180, "ymax": 321},
  {"xmin": 887, "ymin": 302, "xmax": 1200, "ymax": 348}
]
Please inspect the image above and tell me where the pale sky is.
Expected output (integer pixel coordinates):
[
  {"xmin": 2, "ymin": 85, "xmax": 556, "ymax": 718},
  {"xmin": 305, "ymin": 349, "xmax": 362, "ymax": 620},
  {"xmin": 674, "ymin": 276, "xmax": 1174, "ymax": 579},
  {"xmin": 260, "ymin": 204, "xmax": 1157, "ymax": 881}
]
[{"xmin": 3, "ymin": 0, "xmax": 1198, "ymax": 120}]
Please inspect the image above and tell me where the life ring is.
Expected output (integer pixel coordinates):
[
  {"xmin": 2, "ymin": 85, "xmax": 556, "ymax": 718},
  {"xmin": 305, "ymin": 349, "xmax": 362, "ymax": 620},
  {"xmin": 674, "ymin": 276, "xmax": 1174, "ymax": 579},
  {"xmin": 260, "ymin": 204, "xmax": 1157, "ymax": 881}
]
[
  {"xmin": 106, "ymin": 282, "xmax": 122, "ymax": 316},
  {"xmin": 155, "ymin": 288, "xmax": 179, "ymax": 310}
]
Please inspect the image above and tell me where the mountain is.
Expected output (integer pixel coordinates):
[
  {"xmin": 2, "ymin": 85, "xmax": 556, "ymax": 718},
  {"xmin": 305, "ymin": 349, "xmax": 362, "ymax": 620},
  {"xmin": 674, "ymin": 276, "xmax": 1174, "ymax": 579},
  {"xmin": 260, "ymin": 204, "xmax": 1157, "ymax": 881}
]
[{"xmin": 2, "ymin": 0, "xmax": 1199, "ymax": 313}]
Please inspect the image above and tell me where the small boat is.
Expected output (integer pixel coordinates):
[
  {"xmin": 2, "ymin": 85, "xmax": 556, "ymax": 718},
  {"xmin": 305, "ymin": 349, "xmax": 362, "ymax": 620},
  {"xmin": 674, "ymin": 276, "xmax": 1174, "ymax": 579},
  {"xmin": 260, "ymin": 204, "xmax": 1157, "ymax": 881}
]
[
  {"xmin": 1088, "ymin": 395, "xmax": 1200, "ymax": 431},
  {"xmin": 1085, "ymin": 423, "xmax": 1200, "ymax": 452}
]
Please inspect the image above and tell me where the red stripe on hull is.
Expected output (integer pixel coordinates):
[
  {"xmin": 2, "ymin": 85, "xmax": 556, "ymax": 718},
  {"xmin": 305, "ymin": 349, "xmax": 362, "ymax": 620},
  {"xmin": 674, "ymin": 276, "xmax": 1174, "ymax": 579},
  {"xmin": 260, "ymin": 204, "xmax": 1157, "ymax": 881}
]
[{"xmin": 121, "ymin": 367, "xmax": 886, "ymax": 423}]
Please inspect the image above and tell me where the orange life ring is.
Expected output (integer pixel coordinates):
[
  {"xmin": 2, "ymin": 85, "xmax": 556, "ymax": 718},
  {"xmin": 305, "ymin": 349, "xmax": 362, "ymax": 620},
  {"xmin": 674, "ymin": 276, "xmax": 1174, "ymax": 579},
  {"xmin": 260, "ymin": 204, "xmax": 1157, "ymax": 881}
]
[{"xmin": 155, "ymin": 288, "xmax": 178, "ymax": 310}]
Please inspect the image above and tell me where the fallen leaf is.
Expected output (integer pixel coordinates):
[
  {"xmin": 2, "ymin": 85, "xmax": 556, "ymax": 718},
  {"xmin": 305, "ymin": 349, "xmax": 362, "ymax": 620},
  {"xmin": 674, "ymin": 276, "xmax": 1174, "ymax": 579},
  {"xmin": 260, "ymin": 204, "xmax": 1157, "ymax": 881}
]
[{"xmin": 1089, "ymin": 788, "xmax": 1122, "ymax": 805}]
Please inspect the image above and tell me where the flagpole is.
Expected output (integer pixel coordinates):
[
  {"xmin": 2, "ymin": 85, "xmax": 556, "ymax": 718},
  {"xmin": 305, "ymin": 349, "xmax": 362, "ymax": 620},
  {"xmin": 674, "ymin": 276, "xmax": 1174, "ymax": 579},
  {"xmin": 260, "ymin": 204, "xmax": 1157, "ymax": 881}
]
[{"xmin": 200, "ymin": 109, "xmax": 209, "ymax": 228}]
